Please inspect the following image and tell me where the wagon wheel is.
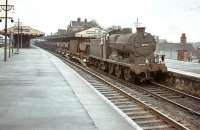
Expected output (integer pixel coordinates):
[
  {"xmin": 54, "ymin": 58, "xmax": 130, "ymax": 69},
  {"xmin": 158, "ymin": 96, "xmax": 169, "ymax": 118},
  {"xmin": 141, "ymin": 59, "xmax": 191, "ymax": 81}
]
[
  {"xmin": 124, "ymin": 69, "xmax": 132, "ymax": 81},
  {"xmin": 104, "ymin": 63, "xmax": 109, "ymax": 72},
  {"xmin": 97, "ymin": 61, "xmax": 102, "ymax": 70},
  {"xmin": 94, "ymin": 61, "xmax": 99, "ymax": 68},
  {"xmin": 101, "ymin": 62, "xmax": 106, "ymax": 71},
  {"xmin": 108, "ymin": 64, "xmax": 114, "ymax": 75},
  {"xmin": 115, "ymin": 66, "xmax": 122, "ymax": 79}
]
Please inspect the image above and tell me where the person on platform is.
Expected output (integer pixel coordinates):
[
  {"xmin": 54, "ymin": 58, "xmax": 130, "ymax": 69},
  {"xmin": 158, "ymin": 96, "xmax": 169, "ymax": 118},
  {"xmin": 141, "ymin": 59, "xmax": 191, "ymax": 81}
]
[{"xmin": 161, "ymin": 55, "xmax": 165, "ymax": 63}]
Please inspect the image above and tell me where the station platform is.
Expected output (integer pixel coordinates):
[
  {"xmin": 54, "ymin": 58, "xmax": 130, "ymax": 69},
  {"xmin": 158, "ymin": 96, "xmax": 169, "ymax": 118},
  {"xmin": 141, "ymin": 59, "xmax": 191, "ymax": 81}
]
[
  {"xmin": 0, "ymin": 47, "xmax": 139, "ymax": 130},
  {"xmin": 165, "ymin": 59, "xmax": 200, "ymax": 78}
]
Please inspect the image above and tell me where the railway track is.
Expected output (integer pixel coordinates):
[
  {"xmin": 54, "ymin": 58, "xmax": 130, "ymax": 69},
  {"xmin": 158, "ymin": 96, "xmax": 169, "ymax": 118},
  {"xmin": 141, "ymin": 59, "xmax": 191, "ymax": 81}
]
[
  {"xmin": 104, "ymin": 74, "xmax": 200, "ymax": 117},
  {"xmin": 44, "ymin": 49, "xmax": 191, "ymax": 130},
  {"xmin": 142, "ymin": 82, "xmax": 200, "ymax": 116},
  {"xmin": 88, "ymin": 61, "xmax": 200, "ymax": 117}
]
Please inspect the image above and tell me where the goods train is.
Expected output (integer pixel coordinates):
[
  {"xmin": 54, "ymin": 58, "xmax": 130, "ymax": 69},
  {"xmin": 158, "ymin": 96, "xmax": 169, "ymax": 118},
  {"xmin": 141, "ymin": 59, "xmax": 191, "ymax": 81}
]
[{"xmin": 38, "ymin": 27, "xmax": 167, "ymax": 83}]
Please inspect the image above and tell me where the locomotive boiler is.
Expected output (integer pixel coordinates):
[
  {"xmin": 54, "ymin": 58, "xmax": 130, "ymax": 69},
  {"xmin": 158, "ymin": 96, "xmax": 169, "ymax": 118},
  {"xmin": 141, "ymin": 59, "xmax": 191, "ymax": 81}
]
[{"xmin": 108, "ymin": 27, "xmax": 156, "ymax": 64}]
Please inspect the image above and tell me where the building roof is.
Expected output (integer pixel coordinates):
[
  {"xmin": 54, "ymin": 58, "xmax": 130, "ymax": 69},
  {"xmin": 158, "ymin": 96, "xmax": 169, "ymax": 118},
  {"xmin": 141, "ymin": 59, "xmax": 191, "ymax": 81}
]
[
  {"xmin": 0, "ymin": 26, "xmax": 45, "ymax": 37},
  {"xmin": 75, "ymin": 27, "xmax": 106, "ymax": 38}
]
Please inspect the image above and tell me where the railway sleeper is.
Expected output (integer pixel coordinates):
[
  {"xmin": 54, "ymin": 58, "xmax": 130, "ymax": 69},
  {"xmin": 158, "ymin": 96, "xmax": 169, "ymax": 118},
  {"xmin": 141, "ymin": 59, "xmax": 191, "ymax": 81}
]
[
  {"xmin": 118, "ymin": 104, "xmax": 140, "ymax": 109},
  {"xmin": 123, "ymin": 106, "xmax": 143, "ymax": 110},
  {"xmin": 95, "ymin": 86, "xmax": 112, "ymax": 89},
  {"xmin": 166, "ymin": 95, "xmax": 184, "ymax": 99},
  {"xmin": 145, "ymin": 89, "xmax": 166, "ymax": 93},
  {"xmin": 88, "ymin": 81, "xmax": 102, "ymax": 84},
  {"xmin": 115, "ymin": 102, "xmax": 139, "ymax": 107},
  {"xmin": 135, "ymin": 119, "xmax": 164, "ymax": 125},
  {"xmin": 126, "ymin": 111, "xmax": 151, "ymax": 117},
  {"xmin": 153, "ymin": 92, "xmax": 170, "ymax": 95},
  {"xmin": 131, "ymin": 115, "xmax": 156, "ymax": 120},
  {"xmin": 98, "ymin": 90, "xmax": 116, "ymax": 93},
  {"xmin": 95, "ymin": 88, "xmax": 112, "ymax": 91},
  {"xmin": 112, "ymin": 101, "xmax": 133, "ymax": 105},
  {"xmin": 106, "ymin": 96, "xmax": 125, "ymax": 100},
  {"xmin": 122, "ymin": 108, "xmax": 145, "ymax": 112},
  {"xmin": 157, "ymin": 93, "xmax": 177, "ymax": 97},
  {"xmin": 129, "ymin": 94, "xmax": 138, "ymax": 97},
  {"xmin": 96, "ymin": 86, "xmax": 112, "ymax": 90},
  {"xmin": 91, "ymin": 83, "xmax": 106, "ymax": 86},
  {"xmin": 109, "ymin": 98, "xmax": 130, "ymax": 102},
  {"xmin": 138, "ymin": 121, "xmax": 168, "ymax": 128},
  {"xmin": 100, "ymin": 92, "xmax": 119, "ymax": 96},
  {"xmin": 97, "ymin": 88, "xmax": 115, "ymax": 91},
  {"xmin": 102, "ymin": 93, "xmax": 121, "ymax": 96}
]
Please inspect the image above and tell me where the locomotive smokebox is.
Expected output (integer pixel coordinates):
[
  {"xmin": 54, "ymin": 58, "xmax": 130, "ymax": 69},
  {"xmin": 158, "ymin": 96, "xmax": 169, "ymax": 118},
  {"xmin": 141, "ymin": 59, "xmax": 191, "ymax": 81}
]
[{"xmin": 136, "ymin": 27, "xmax": 145, "ymax": 34}]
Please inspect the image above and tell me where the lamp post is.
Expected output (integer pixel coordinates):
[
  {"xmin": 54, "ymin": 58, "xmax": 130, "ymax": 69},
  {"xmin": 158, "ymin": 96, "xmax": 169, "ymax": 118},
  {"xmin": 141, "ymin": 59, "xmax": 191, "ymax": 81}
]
[{"xmin": 0, "ymin": 0, "xmax": 14, "ymax": 62}]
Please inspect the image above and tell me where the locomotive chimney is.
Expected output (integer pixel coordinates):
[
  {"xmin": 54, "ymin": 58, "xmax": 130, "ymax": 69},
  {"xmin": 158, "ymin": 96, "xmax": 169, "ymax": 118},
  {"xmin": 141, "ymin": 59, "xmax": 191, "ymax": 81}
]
[
  {"xmin": 136, "ymin": 27, "xmax": 145, "ymax": 34},
  {"xmin": 84, "ymin": 18, "xmax": 87, "ymax": 23},
  {"xmin": 77, "ymin": 17, "xmax": 81, "ymax": 22}
]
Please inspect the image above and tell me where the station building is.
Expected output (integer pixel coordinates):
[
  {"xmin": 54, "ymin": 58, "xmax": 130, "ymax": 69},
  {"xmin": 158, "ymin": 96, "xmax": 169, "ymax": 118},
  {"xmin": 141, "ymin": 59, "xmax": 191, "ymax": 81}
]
[{"xmin": 0, "ymin": 26, "xmax": 44, "ymax": 48}]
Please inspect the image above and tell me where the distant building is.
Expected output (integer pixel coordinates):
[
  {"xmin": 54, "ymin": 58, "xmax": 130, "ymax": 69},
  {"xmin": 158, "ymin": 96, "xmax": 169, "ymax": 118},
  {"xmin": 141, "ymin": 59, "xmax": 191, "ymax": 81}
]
[
  {"xmin": 158, "ymin": 39, "xmax": 168, "ymax": 44},
  {"xmin": 55, "ymin": 29, "xmax": 67, "ymax": 35},
  {"xmin": 197, "ymin": 47, "xmax": 200, "ymax": 59},
  {"xmin": 193, "ymin": 42, "xmax": 200, "ymax": 49},
  {"xmin": 106, "ymin": 26, "xmax": 122, "ymax": 33},
  {"xmin": 44, "ymin": 18, "xmax": 104, "ymax": 42},
  {"xmin": 67, "ymin": 18, "xmax": 100, "ymax": 33},
  {"xmin": 156, "ymin": 33, "xmax": 195, "ymax": 61}
]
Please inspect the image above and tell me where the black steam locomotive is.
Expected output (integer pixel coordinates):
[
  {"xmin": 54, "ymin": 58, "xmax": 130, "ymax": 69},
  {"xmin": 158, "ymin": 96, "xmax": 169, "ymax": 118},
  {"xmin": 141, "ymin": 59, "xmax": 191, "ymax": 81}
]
[{"xmin": 38, "ymin": 27, "xmax": 167, "ymax": 83}]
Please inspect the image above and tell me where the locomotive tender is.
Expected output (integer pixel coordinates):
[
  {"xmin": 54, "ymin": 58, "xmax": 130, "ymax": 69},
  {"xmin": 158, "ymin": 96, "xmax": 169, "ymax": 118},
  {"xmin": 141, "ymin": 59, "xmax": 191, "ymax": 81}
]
[{"xmin": 46, "ymin": 27, "xmax": 167, "ymax": 83}]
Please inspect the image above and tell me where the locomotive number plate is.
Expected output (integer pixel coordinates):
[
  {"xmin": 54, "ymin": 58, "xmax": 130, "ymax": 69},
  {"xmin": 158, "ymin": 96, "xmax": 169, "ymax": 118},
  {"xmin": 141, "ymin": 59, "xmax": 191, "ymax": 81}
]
[{"xmin": 141, "ymin": 44, "xmax": 149, "ymax": 47}]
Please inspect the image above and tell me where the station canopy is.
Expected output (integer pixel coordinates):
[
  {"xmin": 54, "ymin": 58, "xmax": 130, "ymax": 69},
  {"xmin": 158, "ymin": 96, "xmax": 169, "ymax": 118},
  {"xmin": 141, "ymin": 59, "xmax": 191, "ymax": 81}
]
[{"xmin": 0, "ymin": 26, "xmax": 45, "ymax": 38}]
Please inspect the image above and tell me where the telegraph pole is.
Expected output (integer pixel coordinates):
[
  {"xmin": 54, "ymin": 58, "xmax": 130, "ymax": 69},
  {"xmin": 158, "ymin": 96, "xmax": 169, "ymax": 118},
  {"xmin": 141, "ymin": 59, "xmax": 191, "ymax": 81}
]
[
  {"xmin": 0, "ymin": 0, "xmax": 14, "ymax": 61},
  {"xmin": 4, "ymin": 0, "xmax": 8, "ymax": 61}
]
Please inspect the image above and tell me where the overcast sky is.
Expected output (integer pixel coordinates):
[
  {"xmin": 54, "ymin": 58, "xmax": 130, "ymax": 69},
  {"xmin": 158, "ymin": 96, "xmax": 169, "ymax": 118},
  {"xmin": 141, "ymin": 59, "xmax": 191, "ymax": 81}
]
[{"xmin": 1, "ymin": 0, "xmax": 200, "ymax": 42}]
